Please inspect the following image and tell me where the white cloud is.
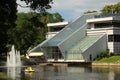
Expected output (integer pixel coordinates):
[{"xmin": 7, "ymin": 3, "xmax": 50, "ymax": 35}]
[
  {"xmin": 49, "ymin": 0, "xmax": 120, "ymax": 21},
  {"xmin": 17, "ymin": 0, "xmax": 120, "ymax": 21}
]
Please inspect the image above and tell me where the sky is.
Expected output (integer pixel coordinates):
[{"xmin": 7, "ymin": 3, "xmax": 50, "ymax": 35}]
[{"xmin": 17, "ymin": 0, "xmax": 120, "ymax": 21}]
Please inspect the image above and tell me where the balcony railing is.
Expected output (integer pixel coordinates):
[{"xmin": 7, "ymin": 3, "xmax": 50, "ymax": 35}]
[{"xmin": 95, "ymin": 13, "xmax": 120, "ymax": 18}]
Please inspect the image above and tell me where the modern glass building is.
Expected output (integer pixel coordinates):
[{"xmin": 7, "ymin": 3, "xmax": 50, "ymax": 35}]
[{"xmin": 30, "ymin": 13, "xmax": 120, "ymax": 62}]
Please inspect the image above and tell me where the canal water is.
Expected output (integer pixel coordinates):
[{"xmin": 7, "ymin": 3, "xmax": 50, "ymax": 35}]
[{"xmin": 0, "ymin": 65, "xmax": 120, "ymax": 80}]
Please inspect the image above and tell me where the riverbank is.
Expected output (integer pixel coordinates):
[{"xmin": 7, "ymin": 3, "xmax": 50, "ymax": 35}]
[
  {"xmin": 92, "ymin": 55, "xmax": 120, "ymax": 67},
  {"xmin": 92, "ymin": 62, "xmax": 120, "ymax": 67}
]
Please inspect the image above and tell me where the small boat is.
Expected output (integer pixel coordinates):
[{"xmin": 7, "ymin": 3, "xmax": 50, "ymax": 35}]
[
  {"xmin": 24, "ymin": 67, "xmax": 35, "ymax": 72},
  {"xmin": 24, "ymin": 69, "xmax": 35, "ymax": 72}
]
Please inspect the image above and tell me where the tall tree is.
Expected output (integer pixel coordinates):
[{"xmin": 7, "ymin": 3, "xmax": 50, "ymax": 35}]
[
  {"xmin": 0, "ymin": 0, "xmax": 53, "ymax": 55},
  {"xmin": 14, "ymin": 12, "xmax": 64, "ymax": 55},
  {"xmin": 101, "ymin": 2, "xmax": 120, "ymax": 14},
  {"xmin": 114, "ymin": 2, "xmax": 120, "ymax": 13},
  {"xmin": 0, "ymin": 0, "xmax": 17, "ymax": 55}
]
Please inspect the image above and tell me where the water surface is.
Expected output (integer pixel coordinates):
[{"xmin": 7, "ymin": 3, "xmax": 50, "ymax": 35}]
[{"xmin": 0, "ymin": 65, "xmax": 120, "ymax": 80}]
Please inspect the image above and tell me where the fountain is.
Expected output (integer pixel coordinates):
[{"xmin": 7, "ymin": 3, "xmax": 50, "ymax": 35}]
[
  {"xmin": 7, "ymin": 45, "xmax": 21, "ymax": 67},
  {"xmin": 6, "ymin": 45, "xmax": 22, "ymax": 79}
]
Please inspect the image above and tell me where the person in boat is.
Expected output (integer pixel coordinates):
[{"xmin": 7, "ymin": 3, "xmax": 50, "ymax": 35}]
[{"xmin": 25, "ymin": 67, "xmax": 33, "ymax": 71}]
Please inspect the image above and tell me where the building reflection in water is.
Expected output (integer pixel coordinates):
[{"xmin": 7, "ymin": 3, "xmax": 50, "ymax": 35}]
[{"xmin": 5, "ymin": 66, "xmax": 120, "ymax": 80}]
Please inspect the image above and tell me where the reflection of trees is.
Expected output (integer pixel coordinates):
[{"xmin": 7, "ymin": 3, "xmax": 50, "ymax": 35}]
[
  {"xmin": 92, "ymin": 67, "xmax": 120, "ymax": 80},
  {"xmin": 92, "ymin": 67, "xmax": 111, "ymax": 73},
  {"xmin": 114, "ymin": 72, "xmax": 120, "ymax": 80}
]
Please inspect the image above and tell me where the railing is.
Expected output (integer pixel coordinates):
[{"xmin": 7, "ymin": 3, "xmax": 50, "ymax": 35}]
[{"xmin": 95, "ymin": 13, "xmax": 120, "ymax": 18}]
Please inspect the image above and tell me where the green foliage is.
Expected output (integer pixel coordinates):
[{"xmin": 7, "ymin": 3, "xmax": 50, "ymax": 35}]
[
  {"xmin": 39, "ymin": 12, "xmax": 64, "ymax": 24},
  {"xmin": 0, "ymin": 0, "xmax": 17, "ymax": 55},
  {"xmin": 0, "ymin": 56, "xmax": 6, "ymax": 62},
  {"xmin": 0, "ymin": 72, "xmax": 8, "ymax": 79},
  {"xmin": 96, "ymin": 51, "xmax": 110, "ymax": 60},
  {"xmin": 84, "ymin": 10, "xmax": 97, "ymax": 14},
  {"xmin": 94, "ymin": 56, "xmax": 120, "ymax": 63},
  {"xmin": 101, "ymin": 51, "xmax": 109, "ymax": 57},
  {"xmin": 0, "ymin": 0, "xmax": 53, "ymax": 56},
  {"xmin": 13, "ymin": 12, "xmax": 44, "ymax": 54},
  {"xmin": 101, "ymin": 2, "xmax": 120, "ymax": 14},
  {"xmin": 21, "ymin": 0, "xmax": 53, "ymax": 13},
  {"xmin": 13, "ymin": 12, "xmax": 64, "ymax": 55}
]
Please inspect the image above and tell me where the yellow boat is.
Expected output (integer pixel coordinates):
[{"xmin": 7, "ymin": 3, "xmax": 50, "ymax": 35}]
[{"xmin": 24, "ymin": 67, "xmax": 35, "ymax": 72}]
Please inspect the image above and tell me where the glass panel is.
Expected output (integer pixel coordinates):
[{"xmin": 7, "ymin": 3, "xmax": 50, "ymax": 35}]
[
  {"xmin": 48, "ymin": 14, "xmax": 94, "ymax": 46},
  {"xmin": 47, "ymin": 47, "xmax": 63, "ymax": 60}
]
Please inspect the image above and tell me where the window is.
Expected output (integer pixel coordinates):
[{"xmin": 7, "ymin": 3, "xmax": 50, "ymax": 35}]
[
  {"xmin": 108, "ymin": 35, "xmax": 120, "ymax": 42},
  {"xmin": 108, "ymin": 35, "xmax": 114, "ymax": 42},
  {"xmin": 94, "ymin": 21, "xmax": 120, "ymax": 28}
]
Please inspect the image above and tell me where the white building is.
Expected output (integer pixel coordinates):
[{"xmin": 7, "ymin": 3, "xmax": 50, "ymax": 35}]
[
  {"xmin": 46, "ymin": 22, "xmax": 68, "ymax": 39},
  {"xmin": 30, "ymin": 13, "xmax": 120, "ymax": 62},
  {"xmin": 28, "ymin": 22, "xmax": 68, "ymax": 58}
]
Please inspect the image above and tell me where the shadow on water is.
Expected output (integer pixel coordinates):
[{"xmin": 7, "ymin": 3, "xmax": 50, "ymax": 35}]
[{"xmin": 1, "ymin": 65, "xmax": 120, "ymax": 80}]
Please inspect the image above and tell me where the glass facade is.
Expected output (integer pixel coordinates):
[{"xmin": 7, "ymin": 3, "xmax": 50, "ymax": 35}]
[
  {"xmin": 67, "ymin": 50, "xmax": 83, "ymax": 60},
  {"xmin": 31, "ymin": 13, "xmax": 120, "ymax": 62},
  {"xmin": 47, "ymin": 47, "xmax": 63, "ymax": 60}
]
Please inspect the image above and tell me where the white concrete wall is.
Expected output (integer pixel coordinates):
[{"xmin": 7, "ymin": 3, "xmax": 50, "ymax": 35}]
[{"xmin": 46, "ymin": 32, "xmax": 59, "ymax": 39}]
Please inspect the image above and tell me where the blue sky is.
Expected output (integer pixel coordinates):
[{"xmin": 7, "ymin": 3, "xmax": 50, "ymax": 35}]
[{"xmin": 17, "ymin": 0, "xmax": 120, "ymax": 21}]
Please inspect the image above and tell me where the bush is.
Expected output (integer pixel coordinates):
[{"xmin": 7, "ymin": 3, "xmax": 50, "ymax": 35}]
[
  {"xmin": 100, "ymin": 51, "xmax": 109, "ymax": 57},
  {"xmin": 96, "ymin": 51, "xmax": 110, "ymax": 60}
]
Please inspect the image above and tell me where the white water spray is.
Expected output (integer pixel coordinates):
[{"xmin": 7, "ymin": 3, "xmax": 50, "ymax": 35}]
[{"xmin": 7, "ymin": 45, "xmax": 21, "ymax": 67}]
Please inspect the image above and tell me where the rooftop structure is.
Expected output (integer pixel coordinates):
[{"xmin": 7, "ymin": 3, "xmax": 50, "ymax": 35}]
[
  {"xmin": 46, "ymin": 22, "xmax": 68, "ymax": 39},
  {"xmin": 29, "ymin": 13, "xmax": 120, "ymax": 62}
]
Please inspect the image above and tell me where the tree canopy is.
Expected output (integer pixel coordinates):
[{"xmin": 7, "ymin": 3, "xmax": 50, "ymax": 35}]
[
  {"xmin": 0, "ymin": 0, "xmax": 54, "ymax": 55},
  {"xmin": 13, "ymin": 12, "xmax": 63, "ymax": 54},
  {"xmin": 0, "ymin": 0, "xmax": 17, "ymax": 55},
  {"xmin": 101, "ymin": 2, "xmax": 120, "ymax": 14},
  {"xmin": 0, "ymin": 0, "xmax": 53, "ymax": 56},
  {"xmin": 20, "ymin": 0, "xmax": 53, "ymax": 13}
]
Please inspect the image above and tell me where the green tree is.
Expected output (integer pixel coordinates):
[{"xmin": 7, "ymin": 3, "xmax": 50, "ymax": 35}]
[
  {"xmin": 14, "ymin": 12, "xmax": 64, "ymax": 55},
  {"xmin": 20, "ymin": 0, "xmax": 53, "ymax": 13},
  {"xmin": 12, "ymin": 12, "xmax": 44, "ymax": 54},
  {"xmin": 0, "ymin": 0, "xmax": 17, "ymax": 55},
  {"xmin": 0, "ymin": 0, "xmax": 53, "ymax": 56},
  {"xmin": 39, "ymin": 12, "xmax": 64, "ymax": 24},
  {"xmin": 114, "ymin": 2, "xmax": 120, "ymax": 13},
  {"xmin": 101, "ymin": 2, "xmax": 120, "ymax": 14}
]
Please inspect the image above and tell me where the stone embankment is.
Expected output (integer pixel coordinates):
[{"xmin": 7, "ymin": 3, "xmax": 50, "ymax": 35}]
[
  {"xmin": 92, "ymin": 62, "xmax": 120, "ymax": 67},
  {"xmin": 39, "ymin": 63, "xmax": 67, "ymax": 66}
]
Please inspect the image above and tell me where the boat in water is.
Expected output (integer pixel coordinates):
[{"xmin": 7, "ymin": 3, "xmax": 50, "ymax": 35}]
[{"xmin": 24, "ymin": 67, "xmax": 35, "ymax": 72}]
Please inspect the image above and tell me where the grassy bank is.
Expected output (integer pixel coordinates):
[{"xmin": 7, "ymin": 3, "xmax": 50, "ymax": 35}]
[
  {"xmin": 94, "ymin": 56, "xmax": 120, "ymax": 63},
  {"xmin": 0, "ymin": 72, "xmax": 8, "ymax": 79}
]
